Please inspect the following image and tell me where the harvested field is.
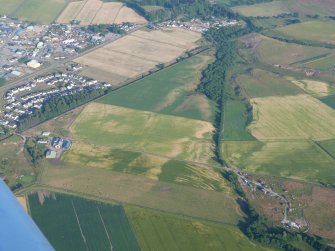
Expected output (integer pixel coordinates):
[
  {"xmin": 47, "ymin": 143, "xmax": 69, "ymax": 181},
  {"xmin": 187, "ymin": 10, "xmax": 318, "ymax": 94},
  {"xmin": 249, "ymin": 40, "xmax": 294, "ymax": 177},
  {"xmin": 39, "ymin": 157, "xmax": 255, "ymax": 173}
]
[
  {"xmin": 75, "ymin": 28, "xmax": 201, "ymax": 83},
  {"xmin": 41, "ymin": 165, "xmax": 242, "ymax": 224},
  {"xmin": 232, "ymin": 1, "xmax": 290, "ymax": 17},
  {"xmin": 92, "ymin": 2, "xmax": 123, "ymax": 24},
  {"xmin": 28, "ymin": 192, "xmax": 140, "ymax": 251},
  {"xmin": 98, "ymin": 53, "xmax": 214, "ymax": 122},
  {"xmin": 291, "ymin": 79, "xmax": 330, "ymax": 97},
  {"xmin": 126, "ymin": 206, "xmax": 269, "ymax": 251},
  {"xmin": 114, "ymin": 5, "xmax": 147, "ymax": 24},
  {"xmin": 69, "ymin": 102, "xmax": 214, "ymax": 164},
  {"xmin": 248, "ymin": 95, "xmax": 335, "ymax": 140},
  {"xmin": 57, "ymin": 0, "xmax": 146, "ymax": 24},
  {"xmin": 56, "ymin": 1, "xmax": 85, "ymax": 24},
  {"xmin": 75, "ymin": 0, "xmax": 103, "ymax": 25},
  {"xmin": 222, "ymin": 140, "xmax": 335, "ymax": 184}
]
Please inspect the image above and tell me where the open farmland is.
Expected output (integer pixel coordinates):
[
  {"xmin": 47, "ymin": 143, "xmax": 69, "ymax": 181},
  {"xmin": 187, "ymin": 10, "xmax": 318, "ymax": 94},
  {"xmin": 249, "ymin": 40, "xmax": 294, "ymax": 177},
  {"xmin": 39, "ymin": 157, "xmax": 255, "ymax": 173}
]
[
  {"xmin": 236, "ymin": 69, "xmax": 303, "ymax": 97},
  {"xmin": 244, "ymin": 35, "xmax": 333, "ymax": 66},
  {"xmin": 302, "ymin": 54, "xmax": 335, "ymax": 71},
  {"xmin": 125, "ymin": 206, "xmax": 270, "ymax": 251},
  {"xmin": 291, "ymin": 79, "xmax": 332, "ymax": 97},
  {"xmin": 75, "ymin": 28, "xmax": 201, "ymax": 82},
  {"xmin": 64, "ymin": 146, "xmax": 228, "ymax": 192},
  {"xmin": 274, "ymin": 21, "xmax": 335, "ymax": 45},
  {"xmin": 28, "ymin": 192, "xmax": 139, "ymax": 251},
  {"xmin": 232, "ymin": 1, "xmax": 290, "ymax": 17},
  {"xmin": 41, "ymin": 165, "xmax": 242, "ymax": 224},
  {"xmin": 222, "ymin": 140, "xmax": 335, "ymax": 184},
  {"xmin": 223, "ymin": 100, "xmax": 254, "ymax": 141},
  {"xmin": 248, "ymin": 94, "xmax": 335, "ymax": 140},
  {"xmin": 57, "ymin": 0, "xmax": 147, "ymax": 25},
  {"xmin": 69, "ymin": 102, "xmax": 214, "ymax": 164},
  {"xmin": 283, "ymin": 0, "xmax": 335, "ymax": 16},
  {"xmin": 98, "ymin": 53, "xmax": 215, "ymax": 122},
  {"xmin": 0, "ymin": 0, "xmax": 67, "ymax": 23}
]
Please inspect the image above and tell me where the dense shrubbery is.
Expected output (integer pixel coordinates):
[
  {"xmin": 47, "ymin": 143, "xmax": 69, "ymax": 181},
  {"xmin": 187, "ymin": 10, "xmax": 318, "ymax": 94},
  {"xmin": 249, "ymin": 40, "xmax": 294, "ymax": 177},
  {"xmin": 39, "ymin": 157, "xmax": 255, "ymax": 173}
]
[
  {"xmin": 24, "ymin": 138, "xmax": 46, "ymax": 165},
  {"xmin": 82, "ymin": 24, "xmax": 125, "ymax": 35}
]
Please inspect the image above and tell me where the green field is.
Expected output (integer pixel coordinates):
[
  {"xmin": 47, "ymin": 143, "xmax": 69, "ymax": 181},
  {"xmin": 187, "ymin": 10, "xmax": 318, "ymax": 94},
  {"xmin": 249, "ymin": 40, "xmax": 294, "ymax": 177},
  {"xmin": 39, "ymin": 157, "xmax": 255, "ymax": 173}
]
[
  {"xmin": 250, "ymin": 35, "xmax": 333, "ymax": 66},
  {"xmin": 274, "ymin": 21, "xmax": 335, "ymax": 45},
  {"xmin": 98, "ymin": 53, "xmax": 215, "ymax": 122},
  {"xmin": 249, "ymin": 95, "xmax": 335, "ymax": 140},
  {"xmin": 232, "ymin": 1, "xmax": 290, "ymax": 17},
  {"xmin": 222, "ymin": 140, "xmax": 335, "ymax": 184},
  {"xmin": 28, "ymin": 192, "xmax": 140, "ymax": 251},
  {"xmin": 320, "ymin": 94, "xmax": 335, "ymax": 109},
  {"xmin": 223, "ymin": 100, "xmax": 254, "ymax": 141},
  {"xmin": 41, "ymin": 165, "xmax": 242, "ymax": 224},
  {"xmin": 0, "ymin": 0, "xmax": 67, "ymax": 23},
  {"xmin": 283, "ymin": 0, "xmax": 335, "ymax": 16},
  {"xmin": 64, "ymin": 146, "xmax": 228, "ymax": 192},
  {"xmin": 302, "ymin": 54, "xmax": 335, "ymax": 71},
  {"xmin": 70, "ymin": 102, "xmax": 214, "ymax": 164},
  {"xmin": 317, "ymin": 139, "xmax": 335, "ymax": 159},
  {"xmin": 125, "ymin": 206, "xmax": 270, "ymax": 251},
  {"xmin": 236, "ymin": 69, "xmax": 302, "ymax": 98}
]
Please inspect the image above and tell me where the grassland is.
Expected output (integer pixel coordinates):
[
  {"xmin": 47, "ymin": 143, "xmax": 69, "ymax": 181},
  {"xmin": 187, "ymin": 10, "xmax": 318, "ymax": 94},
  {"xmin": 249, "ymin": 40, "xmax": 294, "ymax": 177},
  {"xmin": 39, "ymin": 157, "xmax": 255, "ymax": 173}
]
[
  {"xmin": 41, "ymin": 165, "xmax": 242, "ymax": 224},
  {"xmin": 125, "ymin": 206, "xmax": 270, "ymax": 251},
  {"xmin": 70, "ymin": 102, "xmax": 214, "ymax": 164},
  {"xmin": 245, "ymin": 35, "xmax": 333, "ymax": 66},
  {"xmin": 28, "ymin": 192, "xmax": 140, "ymax": 251},
  {"xmin": 249, "ymin": 95, "xmax": 335, "ymax": 140},
  {"xmin": 302, "ymin": 54, "xmax": 335, "ymax": 71},
  {"xmin": 75, "ymin": 28, "xmax": 201, "ymax": 82},
  {"xmin": 291, "ymin": 79, "xmax": 333, "ymax": 97},
  {"xmin": 98, "ymin": 53, "xmax": 215, "ymax": 122},
  {"xmin": 274, "ymin": 21, "xmax": 335, "ymax": 45},
  {"xmin": 64, "ymin": 146, "xmax": 228, "ymax": 192},
  {"xmin": 236, "ymin": 69, "xmax": 303, "ymax": 97},
  {"xmin": 223, "ymin": 100, "xmax": 254, "ymax": 141},
  {"xmin": 317, "ymin": 139, "xmax": 335, "ymax": 159},
  {"xmin": 0, "ymin": 135, "xmax": 35, "ymax": 187},
  {"xmin": 0, "ymin": 0, "xmax": 68, "ymax": 23},
  {"xmin": 57, "ymin": 0, "xmax": 147, "ymax": 25},
  {"xmin": 283, "ymin": 0, "xmax": 335, "ymax": 16},
  {"xmin": 222, "ymin": 140, "xmax": 335, "ymax": 184},
  {"xmin": 232, "ymin": 1, "xmax": 290, "ymax": 17},
  {"xmin": 320, "ymin": 94, "xmax": 335, "ymax": 109}
]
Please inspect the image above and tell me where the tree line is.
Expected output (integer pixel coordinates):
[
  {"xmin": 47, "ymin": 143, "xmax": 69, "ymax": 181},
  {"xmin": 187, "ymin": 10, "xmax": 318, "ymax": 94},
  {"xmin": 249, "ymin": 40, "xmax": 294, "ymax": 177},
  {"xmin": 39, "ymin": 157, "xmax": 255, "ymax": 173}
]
[{"xmin": 18, "ymin": 88, "xmax": 107, "ymax": 131}]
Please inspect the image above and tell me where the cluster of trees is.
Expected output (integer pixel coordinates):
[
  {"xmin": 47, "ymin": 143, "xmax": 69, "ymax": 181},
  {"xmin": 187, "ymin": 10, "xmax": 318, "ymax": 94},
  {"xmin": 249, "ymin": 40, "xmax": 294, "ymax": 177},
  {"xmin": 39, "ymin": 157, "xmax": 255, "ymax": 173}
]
[
  {"xmin": 228, "ymin": 0, "xmax": 273, "ymax": 7},
  {"xmin": 120, "ymin": 0, "xmax": 243, "ymax": 22},
  {"xmin": 18, "ymin": 88, "xmax": 107, "ymax": 131},
  {"xmin": 24, "ymin": 137, "xmax": 46, "ymax": 165},
  {"xmin": 82, "ymin": 24, "xmax": 125, "ymax": 35}
]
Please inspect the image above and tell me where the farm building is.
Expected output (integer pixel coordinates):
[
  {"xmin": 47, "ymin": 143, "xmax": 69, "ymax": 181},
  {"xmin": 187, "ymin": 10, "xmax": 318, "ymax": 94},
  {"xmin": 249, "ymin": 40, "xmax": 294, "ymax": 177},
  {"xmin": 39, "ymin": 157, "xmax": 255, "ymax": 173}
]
[{"xmin": 45, "ymin": 150, "xmax": 56, "ymax": 159}]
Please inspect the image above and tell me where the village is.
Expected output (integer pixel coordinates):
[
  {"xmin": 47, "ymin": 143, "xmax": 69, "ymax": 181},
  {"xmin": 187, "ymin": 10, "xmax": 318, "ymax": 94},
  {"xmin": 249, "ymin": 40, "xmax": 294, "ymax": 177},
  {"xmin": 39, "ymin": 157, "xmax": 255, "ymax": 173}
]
[
  {"xmin": 0, "ymin": 69, "xmax": 111, "ymax": 129},
  {"xmin": 155, "ymin": 17, "xmax": 240, "ymax": 33},
  {"xmin": 0, "ymin": 16, "xmax": 134, "ymax": 83}
]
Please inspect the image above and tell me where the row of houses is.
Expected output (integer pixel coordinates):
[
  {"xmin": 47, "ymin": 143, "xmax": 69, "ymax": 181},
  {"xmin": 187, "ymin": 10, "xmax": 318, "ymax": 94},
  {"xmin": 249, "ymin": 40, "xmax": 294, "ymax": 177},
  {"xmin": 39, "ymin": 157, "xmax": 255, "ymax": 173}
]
[{"xmin": 0, "ymin": 71, "xmax": 111, "ymax": 129}]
